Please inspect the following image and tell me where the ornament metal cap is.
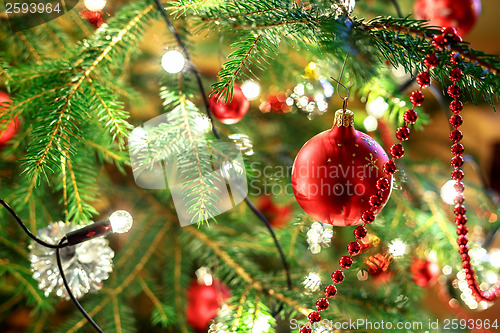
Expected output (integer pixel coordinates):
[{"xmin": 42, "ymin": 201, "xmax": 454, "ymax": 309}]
[{"xmin": 333, "ymin": 109, "xmax": 354, "ymax": 127}]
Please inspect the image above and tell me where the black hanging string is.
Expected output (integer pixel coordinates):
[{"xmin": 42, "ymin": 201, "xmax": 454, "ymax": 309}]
[{"xmin": 0, "ymin": 198, "xmax": 103, "ymax": 332}]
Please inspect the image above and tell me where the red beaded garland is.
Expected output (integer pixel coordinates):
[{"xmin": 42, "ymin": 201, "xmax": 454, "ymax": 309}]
[
  {"xmin": 347, "ymin": 241, "xmax": 361, "ymax": 255},
  {"xmin": 451, "ymin": 143, "xmax": 464, "ymax": 155},
  {"xmin": 300, "ymin": 325, "xmax": 312, "ymax": 333},
  {"xmin": 449, "ymin": 115, "xmax": 463, "ymax": 128},
  {"xmin": 339, "ymin": 255, "xmax": 353, "ymax": 268},
  {"xmin": 376, "ymin": 178, "xmax": 391, "ymax": 190},
  {"xmin": 324, "ymin": 284, "xmax": 338, "ymax": 297},
  {"xmin": 416, "ymin": 72, "xmax": 431, "ymax": 87},
  {"xmin": 449, "ymin": 129, "xmax": 463, "ymax": 143},
  {"xmin": 455, "ymin": 215, "xmax": 467, "ymax": 225},
  {"xmin": 404, "ymin": 110, "xmax": 418, "ymax": 124},
  {"xmin": 449, "ymin": 68, "xmax": 463, "ymax": 81},
  {"xmin": 450, "ymin": 52, "xmax": 460, "ymax": 65},
  {"xmin": 316, "ymin": 298, "xmax": 329, "ymax": 311},
  {"xmin": 395, "ymin": 126, "xmax": 410, "ymax": 141},
  {"xmin": 447, "ymin": 85, "xmax": 462, "ymax": 98},
  {"xmin": 354, "ymin": 225, "xmax": 367, "ymax": 239},
  {"xmin": 410, "ymin": 91, "xmax": 425, "ymax": 106},
  {"xmin": 308, "ymin": 311, "xmax": 321, "ymax": 323},
  {"xmin": 369, "ymin": 195, "xmax": 383, "ymax": 207},
  {"xmin": 331, "ymin": 270, "xmax": 344, "ymax": 283},
  {"xmin": 361, "ymin": 210, "xmax": 375, "ymax": 223},
  {"xmin": 451, "ymin": 156, "xmax": 464, "ymax": 168},
  {"xmin": 383, "ymin": 160, "xmax": 397, "ymax": 175},
  {"xmin": 451, "ymin": 169, "xmax": 464, "ymax": 180},
  {"xmin": 454, "ymin": 205, "xmax": 466, "ymax": 215},
  {"xmin": 449, "ymin": 100, "xmax": 463, "ymax": 113},
  {"xmin": 424, "ymin": 54, "xmax": 439, "ymax": 68},
  {"xmin": 432, "ymin": 34, "xmax": 447, "ymax": 49},
  {"xmin": 390, "ymin": 144, "xmax": 404, "ymax": 159}
]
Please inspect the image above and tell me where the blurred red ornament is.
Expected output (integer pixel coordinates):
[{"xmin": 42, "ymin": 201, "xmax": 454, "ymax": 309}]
[
  {"xmin": 291, "ymin": 110, "xmax": 392, "ymax": 226},
  {"xmin": 0, "ymin": 91, "xmax": 20, "ymax": 146},
  {"xmin": 209, "ymin": 85, "xmax": 249, "ymax": 124},
  {"xmin": 186, "ymin": 280, "xmax": 231, "ymax": 331},
  {"xmin": 410, "ymin": 258, "xmax": 440, "ymax": 287},
  {"xmin": 260, "ymin": 93, "xmax": 292, "ymax": 113},
  {"xmin": 80, "ymin": 9, "xmax": 104, "ymax": 28},
  {"xmin": 413, "ymin": 0, "xmax": 481, "ymax": 36},
  {"xmin": 256, "ymin": 195, "xmax": 292, "ymax": 228}
]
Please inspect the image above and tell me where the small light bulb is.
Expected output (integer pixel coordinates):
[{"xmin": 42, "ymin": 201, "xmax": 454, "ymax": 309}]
[
  {"xmin": 109, "ymin": 210, "xmax": 133, "ymax": 233},
  {"xmin": 440, "ymin": 180, "xmax": 458, "ymax": 205},
  {"xmin": 241, "ymin": 80, "xmax": 261, "ymax": 100},
  {"xmin": 161, "ymin": 50, "xmax": 185, "ymax": 74},
  {"xmin": 84, "ymin": 0, "xmax": 106, "ymax": 11},
  {"xmin": 389, "ymin": 239, "xmax": 407, "ymax": 257},
  {"xmin": 364, "ymin": 115, "xmax": 378, "ymax": 132},
  {"xmin": 366, "ymin": 96, "xmax": 388, "ymax": 119}
]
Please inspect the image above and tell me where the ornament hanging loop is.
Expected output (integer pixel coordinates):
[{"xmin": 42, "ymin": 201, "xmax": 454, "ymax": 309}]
[{"xmin": 330, "ymin": 55, "xmax": 351, "ymax": 112}]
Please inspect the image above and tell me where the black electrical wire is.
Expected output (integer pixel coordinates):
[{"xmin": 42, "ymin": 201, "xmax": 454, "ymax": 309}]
[
  {"xmin": 56, "ymin": 237, "xmax": 103, "ymax": 333},
  {"xmin": 0, "ymin": 198, "xmax": 66, "ymax": 249},
  {"xmin": 1, "ymin": 198, "xmax": 102, "ymax": 332}
]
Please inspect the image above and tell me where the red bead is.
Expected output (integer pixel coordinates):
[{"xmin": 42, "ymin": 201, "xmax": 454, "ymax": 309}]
[
  {"xmin": 457, "ymin": 225, "xmax": 468, "ymax": 235},
  {"xmin": 361, "ymin": 210, "xmax": 375, "ymax": 223},
  {"xmin": 348, "ymin": 241, "xmax": 361, "ymax": 255},
  {"xmin": 454, "ymin": 181, "xmax": 465, "ymax": 193},
  {"xmin": 324, "ymin": 284, "xmax": 338, "ymax": 297},
  {"xmin": 396, "ymin": 126, "xmax": 410, "ymax": 141},
  {"xmin": 449, "ymin": 129, "xmax": 463, "ymax": 143},
  {"xmin": 383, "ymin": 160, "xmax": 397, "ymax": 175},
  {"xmin": 452, "ymin": 168, "xmax": 464, "ymax": 180},
  {"xmin": 416, "ymin": 72, "xmax": 431, "ymax": 87},
  {"xmin": 449, "ymin": 100, "xmax": 463, "ymax": 113},
  {"xmin": 460, "ymin": 245, "xmax": 470, "ymax": 254},
  {"xmin": 449, "ymin": 68, "xmax": 463, "ymax": 82},
  {"xmin": 454, "ymin": 194, "xmax": 465, "ymax": 204},
  {"xmin": 450, "ymin": 52, "xmax": 461, "ymax": 65},
  {"xmin": 404, "ymin": 110, "xmax": 418, "ymax": 124},
  {"xmin": 424, "ymin": 54, "xmax": 439, "ymax": 68},
  {"xmin": 354, "ymin": 226, "xmax": 367, "ymax": 239},
  {"xmin": 432, "ymin": 34, "xmax": 447, "ymax": 49},
  {"xmin": 454, "ymin": 204, "xmax": 466, "ymax": 215},
  {"xmin": 462, "ymin": 260, "xmax": 471, "ymax": 269},
  {"xmin": 451, "ymin": 156, "xmax": 464, "ymax": 168},
  {"xmin": 451, "ymin": 143, "xmax": 464, "ymax": 156},
  {"xmin": 331, "ymin": 270, "xmax": 344, "ymax": 283},
  {"xmin": 308, "ymin": 311, "xmax": 321, "ymax": 324},
  {"xmin": 441, "ymin": 27, "xmax": 457, "ymax": 38},
  {"xmin": 447, "ymin": 85, "xmax": 462, "ymax": 98},
  {"xmin": 449, "ymin": 115, "xmax": 463, "ymax": 128},
  {"xmin": 461, "ymin": 253, "xmax": 470, "ymax": 261},
  {"xmin": 410, "ymin": 91, "xmax": 425, "ymax": 106},
  {"xmin": 300, "ymin": 325, "xmax": 312, "ymax": 333},
  {"xmin": 339, "ymin": 255, "xmax": 353, "ymax": 269},
  {"xmin": 458, "ymin": 235, "xmax": 468, "ymax": 245},
  {"xmin": 316, "ymin": 298, "xmax": 329, "ymax": 311},
  {"xmin": 390, "ymin": 144, "xmax": 404, "ymax": 159},
  {"xmin": 455, "ymin": 214, "xmax": 467, "ymax": 225},
  {"xmin": 369, "ymin": 195, "xmax": 383, "ymax": 207},
  {"xmin": 376, "ymin": 178, "xmax": 390, "ymax": 191}
]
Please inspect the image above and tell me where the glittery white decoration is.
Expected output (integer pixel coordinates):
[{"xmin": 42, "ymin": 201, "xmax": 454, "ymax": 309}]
[
  {"xmin": 306, "ymin": 222, "xmax": 333, "ymax": 254},
  {"xmin": 29, "ymin": 222, "xmax": 114, "ymax": 299},
  {"xmin": 303, "ymin": 272, "xmax": 322, "ymax": 292}
]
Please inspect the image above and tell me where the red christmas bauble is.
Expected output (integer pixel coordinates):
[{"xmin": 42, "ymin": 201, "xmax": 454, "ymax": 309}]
[
  {"xmin": 209, "ymin": 85, "xmax": 249, "ymax": 124},
  {"xmin": 410, "ymin": 258, "xmax": 440, "ymax": 287},
  {"xmin": 256, "ymin": 195, "xmax": 292, "ymax": 228},
  {"xmin": 0, "ymin": 91, "xmax": 20, "ymax": 146},
  {"xmin": 186, "ymin": 280, "xmax": 231, "ymax": 331},
  {"xmin": 291, "ymin": 110, "xmax": 392, "ymax": 226},
  {"xmin": 80, "ymin": 9, "xmax": 104, "ymax": 28},
  {"xmin": 414, "ymin": 0, "xmax": 481, "ymax": 36}
]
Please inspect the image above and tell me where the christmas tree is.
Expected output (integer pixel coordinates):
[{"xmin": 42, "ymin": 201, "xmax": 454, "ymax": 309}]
[{"xmin": 1, "ymin": 0, "xmax": 500, "ymax": 332}]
